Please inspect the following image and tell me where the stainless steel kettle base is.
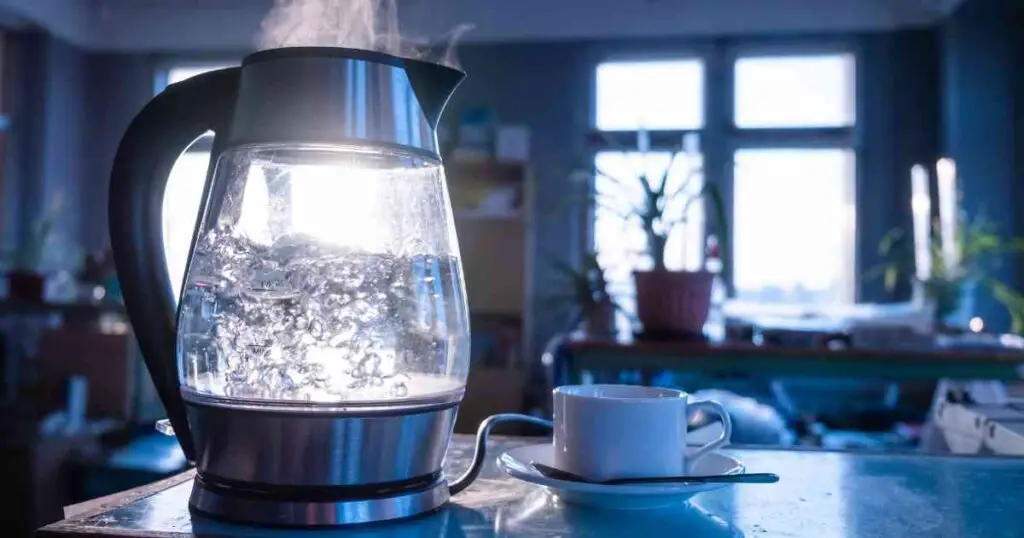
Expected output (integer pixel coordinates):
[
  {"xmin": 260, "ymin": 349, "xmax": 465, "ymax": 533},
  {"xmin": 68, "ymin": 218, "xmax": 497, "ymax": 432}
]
[{"xmin": 189, "ymin": 474, "xmax": 450, "ymax": 527}]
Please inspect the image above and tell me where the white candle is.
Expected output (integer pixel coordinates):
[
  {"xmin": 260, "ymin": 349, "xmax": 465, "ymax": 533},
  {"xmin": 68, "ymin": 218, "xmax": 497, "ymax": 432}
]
[
  {"xmin": 910, "ymin": 165, "xmax": 932, "ymax": 281},
  {"xmin": 936, "ymin": 158, "xmax": 959, "ymax": 273}
]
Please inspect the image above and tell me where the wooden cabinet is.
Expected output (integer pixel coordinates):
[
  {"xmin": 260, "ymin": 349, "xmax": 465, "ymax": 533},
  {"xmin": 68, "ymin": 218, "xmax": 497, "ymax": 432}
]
[
  {"xmin": 458, "ymin": 218, "xmax": 525, "ymax": 315},
  {"xmin": 448, "ymin": 159, "xmax": 530, "ymax": 320}
]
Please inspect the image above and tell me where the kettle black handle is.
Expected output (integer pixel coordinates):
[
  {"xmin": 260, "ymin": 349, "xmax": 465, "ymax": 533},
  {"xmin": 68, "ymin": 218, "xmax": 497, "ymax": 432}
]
[{"xmin": 109, "ymin": 68, "xmax": 240, "ymax": 460}]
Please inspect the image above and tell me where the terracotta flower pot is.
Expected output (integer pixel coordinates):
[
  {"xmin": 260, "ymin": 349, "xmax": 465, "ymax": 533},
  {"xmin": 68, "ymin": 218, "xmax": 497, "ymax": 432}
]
[
  {"xmin": 633, "ymin": 269, "xmax": 713, "ymax": 337},
  {"xmin": 8, "ymin": 270, "xmax": 46, "ymax": 302}
]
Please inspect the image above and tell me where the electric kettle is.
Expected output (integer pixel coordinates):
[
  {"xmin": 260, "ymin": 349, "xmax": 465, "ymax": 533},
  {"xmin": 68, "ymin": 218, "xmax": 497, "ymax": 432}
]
[{"xmin": 109, "ymin": 46, "xmax": 545, "ymax": 527}]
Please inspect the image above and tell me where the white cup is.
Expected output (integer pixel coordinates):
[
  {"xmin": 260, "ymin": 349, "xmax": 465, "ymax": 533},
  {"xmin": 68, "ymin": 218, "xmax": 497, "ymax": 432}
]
[{"xmin": 553, "ymin": 384, "xmax": 733, "ymax": 481}]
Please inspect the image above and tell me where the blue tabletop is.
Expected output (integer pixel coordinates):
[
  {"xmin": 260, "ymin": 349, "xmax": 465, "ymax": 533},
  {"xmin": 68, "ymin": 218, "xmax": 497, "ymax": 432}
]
[{"xmin": 41, "ymin": 436, "xmax": 1024, "ymax": 538}]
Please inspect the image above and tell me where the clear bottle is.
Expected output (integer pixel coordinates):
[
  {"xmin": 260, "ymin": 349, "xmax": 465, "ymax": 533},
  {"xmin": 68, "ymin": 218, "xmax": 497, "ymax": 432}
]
[{"xmin": 704, "ymin": 234, "xmax": 727, "ymax": 342}]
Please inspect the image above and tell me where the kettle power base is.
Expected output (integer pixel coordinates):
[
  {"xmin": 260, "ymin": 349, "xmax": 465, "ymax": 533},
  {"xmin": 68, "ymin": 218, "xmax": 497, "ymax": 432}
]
[{"xmin": 188, "ymin": 474, "xmax": 450, "ymax": 527}]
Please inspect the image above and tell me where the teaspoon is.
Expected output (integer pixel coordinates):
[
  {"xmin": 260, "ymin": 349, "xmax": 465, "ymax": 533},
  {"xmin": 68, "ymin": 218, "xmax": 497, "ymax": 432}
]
[{"xmin": 531, "ymin": 462, "xmax": 779, "ymax": 485}]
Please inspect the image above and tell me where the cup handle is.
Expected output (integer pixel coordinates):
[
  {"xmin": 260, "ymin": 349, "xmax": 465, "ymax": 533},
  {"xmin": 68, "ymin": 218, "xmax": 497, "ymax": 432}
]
[{"xmin": 686, "ymin": 400, "xmax": 733, "ymax": 464}]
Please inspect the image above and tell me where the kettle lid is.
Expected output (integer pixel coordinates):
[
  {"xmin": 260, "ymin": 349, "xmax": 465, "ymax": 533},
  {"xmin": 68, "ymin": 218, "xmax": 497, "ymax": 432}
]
[{"xmin": 229, "ymin": 47, "xmax": 465, "ymax": 156}]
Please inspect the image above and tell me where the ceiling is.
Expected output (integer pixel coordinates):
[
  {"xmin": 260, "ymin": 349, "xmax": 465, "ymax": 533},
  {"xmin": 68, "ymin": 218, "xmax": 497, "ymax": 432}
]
[{"xmin": 0, "ymin": 0, "xmax": 965, "ymax": 52}]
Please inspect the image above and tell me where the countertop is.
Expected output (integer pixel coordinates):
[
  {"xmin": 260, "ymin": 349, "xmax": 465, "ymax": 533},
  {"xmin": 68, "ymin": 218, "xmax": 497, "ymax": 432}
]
[{"xmin": 39, "ymin": 435, "xmax": 1024, "ymax": 537}]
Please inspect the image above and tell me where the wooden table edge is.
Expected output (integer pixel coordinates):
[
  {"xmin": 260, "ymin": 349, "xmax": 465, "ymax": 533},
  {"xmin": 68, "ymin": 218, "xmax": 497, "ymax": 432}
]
[
  {"xmin": 39, "ymin": 469, "xmax": 196, "ymax": 535},
  {"xmin": 560, "ymin": 338, "xmax": 1024, "ymax": 363}
]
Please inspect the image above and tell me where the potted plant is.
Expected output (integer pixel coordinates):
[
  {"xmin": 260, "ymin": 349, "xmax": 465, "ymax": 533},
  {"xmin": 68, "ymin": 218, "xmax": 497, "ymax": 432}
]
[
  {"xmin": 545, "ymin": 251, "xmax": 620, "ymax": 339},
  {"xmin": 4, "ymin": 200, "xmax": 60, "ymax": 302},
  {"xmin": 871, "ymin": 215, "xmax": 1024, "ymax": 333},
  {"xmin": 577, "ymin": 138, "xmax": 728, "ymax": 337}
]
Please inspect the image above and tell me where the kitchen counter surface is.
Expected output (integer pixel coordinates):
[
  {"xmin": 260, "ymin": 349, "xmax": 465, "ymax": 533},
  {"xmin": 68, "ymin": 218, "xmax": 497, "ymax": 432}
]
[{"xmin": 39, "ymin": 434, "xmax": 1024, "ymax": 537}]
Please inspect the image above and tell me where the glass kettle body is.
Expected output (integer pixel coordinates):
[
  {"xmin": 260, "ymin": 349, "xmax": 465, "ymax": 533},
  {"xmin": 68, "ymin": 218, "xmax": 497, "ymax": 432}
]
[
  {"xmin": 179, "ymin": 143, "xmax": 469, "ymax": 407},
  {"xmin": 109, "ymin": 48, "xmax": 471, "ymax": 525}
]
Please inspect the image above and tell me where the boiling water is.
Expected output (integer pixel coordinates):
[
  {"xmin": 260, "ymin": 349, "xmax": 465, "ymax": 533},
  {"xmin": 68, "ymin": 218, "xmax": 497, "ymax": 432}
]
[{"xmin": 177, "ymin": 225, "xmax": 468, "ymax": 404}]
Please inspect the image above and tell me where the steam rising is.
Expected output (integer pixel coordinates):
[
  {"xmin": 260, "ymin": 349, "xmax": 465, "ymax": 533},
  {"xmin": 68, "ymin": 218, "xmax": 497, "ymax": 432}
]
[{"xmin": 258, "ymin": 0, "xmax": 469, "ymax": 67}]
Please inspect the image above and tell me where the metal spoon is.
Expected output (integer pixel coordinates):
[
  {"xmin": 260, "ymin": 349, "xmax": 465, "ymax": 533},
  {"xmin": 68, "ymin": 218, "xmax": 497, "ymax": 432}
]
[{"xmin": 531, "ymin": 462, "xmax": 779, "ymax": 485}]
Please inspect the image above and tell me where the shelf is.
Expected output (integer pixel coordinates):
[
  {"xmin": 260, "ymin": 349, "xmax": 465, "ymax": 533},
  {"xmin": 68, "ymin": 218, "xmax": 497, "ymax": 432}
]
[{"xmin": 445, "ymin": 158, "xmax": 528, "ymax": 185}]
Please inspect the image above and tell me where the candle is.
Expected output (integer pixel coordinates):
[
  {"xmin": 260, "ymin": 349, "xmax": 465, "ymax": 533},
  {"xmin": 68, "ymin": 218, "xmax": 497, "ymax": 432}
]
[
  {"xmin": 936, "ymin": 158, "xmax": 959, "ymax": 274},
  {"xmin": 910, "ymin": 165, "xmax": 932, "ymax": 281}
]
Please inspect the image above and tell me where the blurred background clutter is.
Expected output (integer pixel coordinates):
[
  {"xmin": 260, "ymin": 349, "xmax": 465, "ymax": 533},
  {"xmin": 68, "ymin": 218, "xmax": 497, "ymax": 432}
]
[{"xmin": 0, "ymin": 0, "xmax": 1023, "ymax": 535}]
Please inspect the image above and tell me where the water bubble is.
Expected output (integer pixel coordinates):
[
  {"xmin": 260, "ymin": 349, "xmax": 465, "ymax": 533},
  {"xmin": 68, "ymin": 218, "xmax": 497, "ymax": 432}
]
[
  {"xmin": 178, "ymin": 226, "xmax": 463, "ymax": 402},
  {"xmin": 390, "ymin": 382, "xmax": 409, "ymax": 398}
]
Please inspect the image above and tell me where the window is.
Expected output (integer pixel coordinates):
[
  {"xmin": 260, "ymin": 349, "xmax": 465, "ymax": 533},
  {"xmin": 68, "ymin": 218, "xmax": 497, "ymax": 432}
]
[
  {"xmin": 731, "ymin": 53, "xmax": 857, "ymax": 308},
  {"xmin": 596, "ymin": 60, "xmax": 704, "ymax": 131},
  {"xmin": 591, "ymin": 50, "xmax": 859, "ymax": 321},
  {"xmin": 733, "ymin": 149, "xmax": 855, "ymax": 304},
  {"xmin": 592, "ymin": 59, "xmax": 706, "ymax": 328},
  {"xmin": 159, "ymin": 64, "xmax": 236, "ymax": 301},
  {"xmin": 734, "ymin": 55, "xmax": 856, "ymax": 128}
]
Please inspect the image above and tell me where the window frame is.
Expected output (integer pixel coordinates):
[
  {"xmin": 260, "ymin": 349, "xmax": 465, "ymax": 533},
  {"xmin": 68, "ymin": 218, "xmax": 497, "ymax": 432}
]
[
  {"xmin": 588, "ymin": 52, "xmax": 712, "ymax": 323},
  {"xmin": 724, "ymin": 40, "xmax": 860, "ymax": 146},
  {"xmin": 587, "ymin": 38, "xmax": 862, "ymax": 313},
  {"xmin": 726, "ymin": 41, "xmax": 861, "ymax": 307}
]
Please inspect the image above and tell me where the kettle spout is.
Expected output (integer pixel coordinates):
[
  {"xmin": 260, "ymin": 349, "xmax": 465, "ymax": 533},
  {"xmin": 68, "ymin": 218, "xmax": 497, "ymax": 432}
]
[{"xmin": 404, "ymin": 59, "xmax": 466, "ymax": 129}]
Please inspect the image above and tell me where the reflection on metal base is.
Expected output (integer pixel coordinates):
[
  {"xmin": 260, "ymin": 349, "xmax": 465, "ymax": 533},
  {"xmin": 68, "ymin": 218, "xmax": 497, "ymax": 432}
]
[
  {"xmin": 184, "ymin": 394, "xmax": 459, "ymax": 487},
  {"xmin": 181, "ymin": 411, "xmax": 553, "ymax": 527},
  {"xmin": 189, "ymin": 474, "xmax": 450, "ymax": 527}
]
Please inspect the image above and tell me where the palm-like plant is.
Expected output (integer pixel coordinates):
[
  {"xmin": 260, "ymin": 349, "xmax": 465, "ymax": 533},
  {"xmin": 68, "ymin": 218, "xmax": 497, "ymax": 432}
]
[
  {"xmin": 871, "ymin": 215, "xmax": 1024, "ymax": 333},
  {"xmin": 572, "ymin": 134, "xmax": 729, "ymax": 273}
]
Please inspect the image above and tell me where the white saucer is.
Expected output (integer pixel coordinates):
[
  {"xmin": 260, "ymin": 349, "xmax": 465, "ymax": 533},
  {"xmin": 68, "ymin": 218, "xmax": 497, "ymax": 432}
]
[{"xmin": 496, "ymin": 443, "xmax": 745, "ymax": 510}]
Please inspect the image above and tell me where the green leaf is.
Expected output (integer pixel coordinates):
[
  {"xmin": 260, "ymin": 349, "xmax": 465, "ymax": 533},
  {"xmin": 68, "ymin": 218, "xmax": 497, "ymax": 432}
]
[
  {"xmin": 988, "ymin": 279, "xmax": 1024, "ymax": 335},
  {"xmin": 878, "ymin": 228, "xmax": 906, "ymax": 256},
  {"xmin": 884, "ymin": 266, "xmax": 899, "ymax": 293},
  {"xmin": 1008, "ymin": 237, "xmax": 1024, "ymax": 253}
]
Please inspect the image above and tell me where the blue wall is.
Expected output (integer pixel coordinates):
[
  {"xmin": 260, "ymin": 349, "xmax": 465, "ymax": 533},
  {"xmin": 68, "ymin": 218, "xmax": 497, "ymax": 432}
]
[
  {"xmin": 2, "ymin": 32, "xmax": 87, "ymax": 267},
  {"xmin": 1, "ymin": 33, "xmax": 157, "ymax": 256},
  {"xmin": 859, "ymin": 29, "xmax": 942, "ymax": 302},
  {"xmin": 43, "ymin": 36, "xmax": 86, "ymax": 257},
  {"xmin": 82, "ymin": 53, "xmax": 157, "ymax": 251},
  {"xmin": 943, "ymin": 0, "xmax": 1024, "ymax": 330},
  {"xmin": 1, "ymin": 32, "xmax": 44, "ymax": 251}
]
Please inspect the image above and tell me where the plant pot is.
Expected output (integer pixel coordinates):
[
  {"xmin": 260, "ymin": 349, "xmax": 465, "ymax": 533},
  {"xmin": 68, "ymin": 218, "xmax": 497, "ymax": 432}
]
[
  {"xmin": 633, "ymin": 269, "xmax": 713, "ymax": 337},
  {"xmin": 8, "ymin": 270, "xmax": 45, "ymax": 302},
  {"xmin": 923, "ymin": 278, "xmax": 977, "ymax": 332},
  {"xmin": 577, "ymin": 299, "xmax": 617, "ymax": 340}
]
